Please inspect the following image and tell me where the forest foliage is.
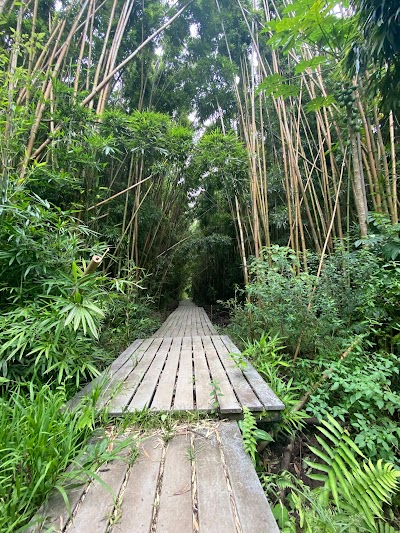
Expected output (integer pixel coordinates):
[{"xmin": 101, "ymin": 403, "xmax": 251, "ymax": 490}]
[{"xmin": 0, "ymin": 0, "xmax": 399, "ymax": 530}]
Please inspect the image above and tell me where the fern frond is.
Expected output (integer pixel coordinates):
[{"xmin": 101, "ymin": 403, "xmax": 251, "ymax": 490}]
[
  {"xmin": 240, "ymin": 407, "xmax": 258, "ymax": 465},
  {"xmin": 377, "ymin": 522, "xmax": 398, "ymax": 533},
  {"xmin": 306, "ymin": 417, "xmax": 400, "ymax": 531},
  {"xmin": 341, "ymin": 460, "xmax": 400, "ymax": 530}
]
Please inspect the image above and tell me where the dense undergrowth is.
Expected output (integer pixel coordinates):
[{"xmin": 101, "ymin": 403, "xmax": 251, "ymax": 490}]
[
  {"xmin": 0, "ymin": 191, "xmax": 162, "ymax": 529},
  {"xmin": 1, "ymin": 0, "xmax": 400, "ymax": 530},
  {"xmin": 226, "ymin": 239, "xmax": 400, "ymax": 531}
]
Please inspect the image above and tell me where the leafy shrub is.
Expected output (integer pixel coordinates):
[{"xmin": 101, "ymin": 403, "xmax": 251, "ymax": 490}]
[
  {"xmin": 0, "ymin": 193, "xmax": 148, "ymax": 389},
  {"xmin": 227, "ymin": 244, "xmax": 400, "ymax": 359},
  {"xmin": 227, "ymin": 246, "xmax": 347, "ymax": 358},
  {"xmin": 100, "ymin": 294, "xmax": 162, "ymax": 356},
  {"xmin": 232, "ymin": 333, "xmax": 308, "ymax": 436},
  {"xmin": 308, "ymin": 351, "xmax": 400, "ymax": 463}
]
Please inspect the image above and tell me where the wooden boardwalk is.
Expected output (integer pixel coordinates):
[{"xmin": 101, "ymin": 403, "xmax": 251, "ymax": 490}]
[
  {"xmin": 152, "ymin": 301, "xmax": 217, "ymax": 338},
  {"xmin": 69, "ymin": 302, "xmax": 284, "ymax": 417},
  {"xmin": 31, "ymin": 422, "xmax": 279, "ymax": 532},
  {"xmin": 33, "ymin": 302, "xmax": 282, "ymax": 532}
]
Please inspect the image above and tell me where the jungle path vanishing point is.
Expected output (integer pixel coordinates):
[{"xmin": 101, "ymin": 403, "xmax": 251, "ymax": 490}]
[{"xmin": 32, "ymin": 301, "xmax": 284, "ymax": 532}]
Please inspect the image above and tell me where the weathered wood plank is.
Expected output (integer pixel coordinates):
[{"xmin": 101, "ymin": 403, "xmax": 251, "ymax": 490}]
[
  {"xmin": 110, "ymin": 339, "xmax": 146, "ymax": 372},
  {"xmin": 114, "ymin": 437, "xmax": 162, "ymax": 533},
  {"xmin": 29, "ymin": 466, "xmax": 90, "ymax": 532},
  {"xmin": 212, "ymin": 336, "xmax": 263, "ymax": 411},
  {"xmin": 107, "ymin": 337, "xmax": 163, "ymax": 414},
  {"xmin": 219, "ymin": 422, "xmax": 280, "ymax": 533},
  {"xmin": 96, "ymin": 338, "xmax": 154, "ymax": 410},
  {"xmin": 173, "ymin": 337, "xmax": 194, "ymax": 411},
  {"xmin": 151, "ymin": 337, "xmax": 182, "ymax": 411},
  {"xmin": 156, "ymin": 435, "xmax": 193, "ymax": 533},
  {"xmin": 152, "ymin": 303, "xmax": 216, "ymax": 338},
  {"xmin": 194, "ymin": 432, "xmax": 236, "ymax": 532},
  {"xmin": 192, "ymin": 336, "xmax": 213, "ymax": 412},
  {"xmin": 67, "ymin": 456, "xmax": 129, "ymax": 533},
  {"xmin": 127, "ymin": 337, "xmax": 172, "ymax": 411},
  {"xmin": 220, "ymin": 335, "xmax": 285, "ymax": 411},
  {"xmin": 67, "ymin": 339, "xmax": 145, "ymax": 411},
  {"xmin": 202, "ymin": 337, "xmax": 241, "ymax": 414},
  {"xmin": 243, "ymin": 363, "xmax": 285, "ymax": 411}
]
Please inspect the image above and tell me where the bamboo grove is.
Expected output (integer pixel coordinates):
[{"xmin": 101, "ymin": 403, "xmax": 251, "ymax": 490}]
[{"xmin": 0, "ymin": 0, "xmax": 399, "ymax": 301}]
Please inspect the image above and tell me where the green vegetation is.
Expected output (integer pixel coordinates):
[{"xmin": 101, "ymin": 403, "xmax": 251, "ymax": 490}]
[
  {"xmin": 0, "ymin": 0, "xmax": 399, "ymax": 530},
  {"xmin": 0, "ymin": 385, "xmax": 134, "ymax": 532}
]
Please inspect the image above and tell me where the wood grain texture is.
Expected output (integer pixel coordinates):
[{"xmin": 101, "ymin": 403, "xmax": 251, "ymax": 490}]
[
  {"xmin": 107, "ymin": 337, "xmax": 163, "ymax": 414},
  {"xmin": 220, "ymin": 335, "xmax": 285, "ymax": 411},
  {"xmin": 173, "ymin": 337, "xmax": 194, "ymax": 411},
  {"xmin": 212, "ymin": 335, "xmax": 263, "ymax": 411},
  {"xmin": 32, "ymin": 425, "xmax": 279, "ymax": 533},
  {"xmin": 202, "ymin": 336, "xmax": 242, "ymax": 414},
  {"xmin": 127, "ymin": 337, "xmax": 172, "ymax": 410},
  {"xmin": 192, "ymin": 336, "xmax": 213, "ymax": 411},
  {"xmin": 67, "ymin": 456, "xmax": 129, "ymax": 533},
  {"xmin": 194, "ymin": 432, "xmax": 236, "ymax": 533},
  {"xmin": 219, "ymin": 422, "xmax": 280, "ymax": 533},
  {"xmin": 114, "ymin": 437, "xmax": 163, "ymax": 533},
  {"xmin": 156, "ymin": 435, "xmax": 193, "ymax": 533},
  {"xmin": 151, "ymin": 337, "xmax": 181, "ymax": 411}
]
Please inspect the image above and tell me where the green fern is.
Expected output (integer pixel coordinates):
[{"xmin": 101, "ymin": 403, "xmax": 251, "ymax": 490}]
[
  {"xmin": 377, "ymin": 522, "xmax": 398, "ymax": 533},
  {"xmin": 240, "ymin": 407, "xmax": 258, "ymax": 465},
  {"xmin": 306, "ymin": 415, "xmax": 400, "ymax": 531}
]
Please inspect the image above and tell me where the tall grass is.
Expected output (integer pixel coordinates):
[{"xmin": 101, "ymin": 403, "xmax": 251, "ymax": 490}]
[{"xmin": 0, "ymin": 383, "xmax": 106, "ymax": 531}]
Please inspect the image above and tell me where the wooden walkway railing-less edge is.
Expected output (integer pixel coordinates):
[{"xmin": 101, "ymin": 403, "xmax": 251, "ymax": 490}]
[{"xmin": 31, "ymin": 301, "xmax": 282, "ymax": 532}]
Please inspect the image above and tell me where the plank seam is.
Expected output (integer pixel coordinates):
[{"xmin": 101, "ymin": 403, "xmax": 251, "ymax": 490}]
[
  {"xmin": 145, "ymin": 338, "xmax": 174, "ymax": 410},
  {"xmin": 150, "ymin": 441, "xmax": 167, "ymax": 533},
  {"xmin": 106, "ymin": 459, "xmax": 133, "ymax": 530},
  {"xmin": 191, "ymin": 432, "xmax": 199, "ymax": 533},
  {"xmin": 190, "ymin": 340, "xmax": 197, "ymax": 411},
  {"xmin": 121, "ymin": 339, "xmax": 163, "ymax": 412},
  {"xmin": 200, "ymin": 337, "xmax": 217, "ymax": 413},
  {"xmin": 170, "ymin": 338, "xmax": 182, "ymax": 409},
  {"xmin": 209, "ymin": 336, "xmax": 242, "ymax": 408},
  {"xmin": 215, "ymin": 428, "xmax": 242, "ymax": 533}
]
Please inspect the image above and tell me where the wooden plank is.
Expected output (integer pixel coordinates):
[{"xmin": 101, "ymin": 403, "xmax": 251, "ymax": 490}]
[
  {"xmin": 67, "ymin": 456, "xmax": 129, "ymax": 533},
  {"xmin": 199, "ymin": 307, "xmax": 216, "ymax": 335},
  {"xmin": 219, "ymin": 422, "xmax": 280, "ymax": 533},
  {"xmin": 220, "ymin": 336, "xmax": 285, "ymax": 411},
  {"xmin": 151, "ymin": 337, "xmax": 182, "ymax": 411},
  {"xmin": 67, "ymin": 339, "xmax": 145, "ymax": 410},
  {"xmin": 156, "ymin": 435, "xmax": 193, "ymax": 533},
  {"xmin": 192, "ymin": 336, "xmax": 213, "ymax": 412},
  {"xmin": 127, "ymin": 337, "xmax": 173, "ymax": 411},
  {"xmin": 109, "ymin": 339, "xmax": 145, "ymax": 372},
  {"xmin": 202, "ymin": 337, "xmax": 241, "ymax": 414},
  {"xmin": 29, "ymin": 464, "xmax": 90, "ymax": 532},
  {"xmin": 96, "ymin": 337, "xmax": 154, "ymax": 410},
  {"xmin": 152, "ymin": 302, "xmax": 216, "ymax": 339},
  {"xmin": 194, "ymin": 432, "xmax": 236, "ymax": 532},
  {"xmin": 107, "ymin": 337, "xmax": 163, "ymax": 414},
  {"xmin": 114, "ymin": 436, "xmax": 163, "ymax": 533},
  {"xmin": 172, "ymin": 337, "xmax": 194, "ymax": 411},
  {"xmin": 211, "ymin": 336, "xmax": 263, "ymax": 411},
  {"xmin": 243, "ymin": 363, "xmax": 285, "ymax": 410}
]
